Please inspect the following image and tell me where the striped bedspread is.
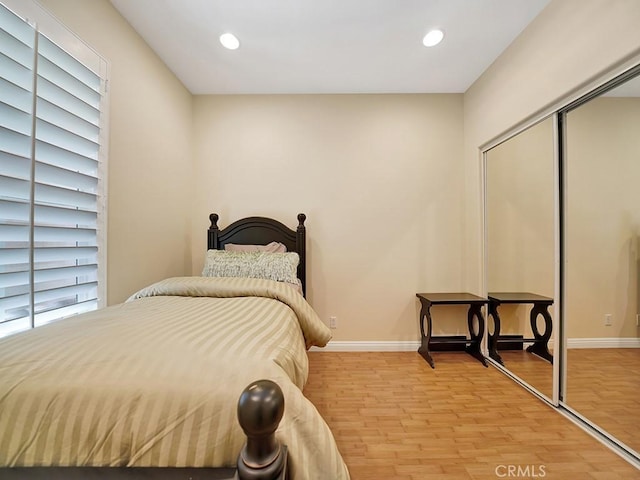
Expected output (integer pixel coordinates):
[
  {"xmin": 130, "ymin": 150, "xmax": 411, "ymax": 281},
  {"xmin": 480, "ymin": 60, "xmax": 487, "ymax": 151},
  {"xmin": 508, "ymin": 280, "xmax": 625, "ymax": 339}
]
[{"xmin": 0, "ymin": 276, "xmax": 350, "ymax": 480}]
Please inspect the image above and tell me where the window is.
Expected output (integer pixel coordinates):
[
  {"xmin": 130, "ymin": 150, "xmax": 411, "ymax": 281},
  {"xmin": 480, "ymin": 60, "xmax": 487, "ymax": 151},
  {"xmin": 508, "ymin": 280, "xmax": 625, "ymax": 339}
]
[{"xmin": 0, "ymin": 1, "xmax": 108, "ymax": 338}]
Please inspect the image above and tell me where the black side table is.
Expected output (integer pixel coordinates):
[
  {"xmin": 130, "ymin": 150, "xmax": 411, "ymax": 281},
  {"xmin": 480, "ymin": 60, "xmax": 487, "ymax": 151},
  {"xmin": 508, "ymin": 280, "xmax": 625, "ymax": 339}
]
[
  {"xmin": 416, "ymin": 293, "xmax": 488, "ymax": 368},
  {"xmin": 487, "ymin": 292, "xmax": 554, "ymax": 364}
]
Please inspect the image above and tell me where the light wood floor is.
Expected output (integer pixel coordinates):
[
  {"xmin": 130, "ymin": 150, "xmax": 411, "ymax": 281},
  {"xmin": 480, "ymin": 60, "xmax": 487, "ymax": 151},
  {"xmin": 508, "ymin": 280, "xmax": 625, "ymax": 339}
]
[
  {"xmin": 304, "ymin": 351, "xmax": 639, "ymax": 480},
  {"xmin": 496, "ymin": 350, "xmax": 553, "ymax": 399},
  {"xmin": 493, "ymin": 348, "xmax": 640, "ymax": 455},
  {"xmin": 565, "ymin": 348, "xmax": 640, "ymax": 454}
]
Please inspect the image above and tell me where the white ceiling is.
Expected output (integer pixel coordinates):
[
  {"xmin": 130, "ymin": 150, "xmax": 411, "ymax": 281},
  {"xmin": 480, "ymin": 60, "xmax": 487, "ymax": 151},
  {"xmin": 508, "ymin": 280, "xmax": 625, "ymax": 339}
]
[{"xmin": 109, "ymin": 0, "xmax": 550, "ymax": 95}]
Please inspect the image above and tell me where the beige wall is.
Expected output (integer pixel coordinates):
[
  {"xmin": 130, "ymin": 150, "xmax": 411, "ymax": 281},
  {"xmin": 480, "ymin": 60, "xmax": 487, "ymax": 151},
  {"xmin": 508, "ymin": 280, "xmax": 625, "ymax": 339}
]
[
  {"xmin": 464, "ymin": 0, "xmax": 640, "ymax": 299},
  {"xmin": 565, "ymin": 98, "xmax": 640, "ymax": 338},
  {"xmin": 192, "ymin": 94, "xmax": 467, "ymax": 340},
  {"xmin": 38, "ymin": 0, "xmax": 194, "ymax": 304}
]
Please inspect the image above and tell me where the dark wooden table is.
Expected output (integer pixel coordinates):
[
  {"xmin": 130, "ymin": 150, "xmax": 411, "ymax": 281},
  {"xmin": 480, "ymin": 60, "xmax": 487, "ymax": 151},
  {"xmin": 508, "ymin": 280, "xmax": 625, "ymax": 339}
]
[
  {"xmin": 487, "ymin": 292, "xmax": 554, "ymax": 364},
  {"xmin": 415, "ymin": 293, "xmax": 488, "ymax": 368}
]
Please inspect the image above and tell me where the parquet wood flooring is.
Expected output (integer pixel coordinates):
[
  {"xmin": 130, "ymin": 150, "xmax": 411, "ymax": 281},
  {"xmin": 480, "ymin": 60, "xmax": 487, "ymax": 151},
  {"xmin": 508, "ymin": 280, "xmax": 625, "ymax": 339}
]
[
  {"xmin": 496, "ymin": 350, "xmax": 553, "ymax": 399},
  {"xmin": 565, "ymin": 348, "xmax": 640, "ymax": 455},
  {"xmin": 304, "ymin": 351, "xmax": 639, "ymax": 480},
  {"xmin": 497, "ymin": 348, "xmax": 640, "ymax": 454}
]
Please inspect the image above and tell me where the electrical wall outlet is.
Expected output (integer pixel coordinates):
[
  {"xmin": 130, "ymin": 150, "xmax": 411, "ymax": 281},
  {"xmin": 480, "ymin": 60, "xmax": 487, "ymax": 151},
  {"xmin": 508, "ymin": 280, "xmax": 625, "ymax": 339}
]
[
  {"xmin": 329, "ymin": 316, "xmax": 337, "ymax": 329},
  {"xmin": 636, "ymin": 314, "xmax": 640, "ymax": 327},
  {"xmin": 604, "ymin": 314, "xmax": 612, "ymax": 326}
]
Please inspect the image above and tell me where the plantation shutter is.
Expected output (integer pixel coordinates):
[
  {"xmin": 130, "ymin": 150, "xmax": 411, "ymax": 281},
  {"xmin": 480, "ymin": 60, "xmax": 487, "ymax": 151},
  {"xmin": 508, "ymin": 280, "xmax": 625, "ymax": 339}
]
[
  {"xmin": 0, "ymin": 2, "xmax": 35, "ymax": 335},
  {"xmin": 0, "ymin": 1, "xmax": 107, "ymax": 337}
]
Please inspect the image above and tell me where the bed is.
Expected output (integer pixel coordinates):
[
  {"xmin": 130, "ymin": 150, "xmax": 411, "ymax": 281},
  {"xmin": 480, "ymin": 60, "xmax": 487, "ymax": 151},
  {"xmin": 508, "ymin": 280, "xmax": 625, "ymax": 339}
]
[{"xmin": 0, "ymin": 213, "xmax": 350, "ymax": 480}]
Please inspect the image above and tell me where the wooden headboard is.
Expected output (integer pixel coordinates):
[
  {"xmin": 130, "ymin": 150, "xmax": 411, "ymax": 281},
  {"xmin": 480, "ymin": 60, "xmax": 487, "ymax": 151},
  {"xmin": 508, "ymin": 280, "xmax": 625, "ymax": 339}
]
[{"xmin": 207, "ymin": 213, "xmax": 307, "ymax": 296}]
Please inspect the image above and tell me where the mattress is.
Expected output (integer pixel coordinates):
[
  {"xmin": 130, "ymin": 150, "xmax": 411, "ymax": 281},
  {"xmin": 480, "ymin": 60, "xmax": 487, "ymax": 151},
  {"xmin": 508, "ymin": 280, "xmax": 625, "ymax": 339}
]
[{"xmin": 0, "ymin": 276, "xmax": 349, "ymax": 480}]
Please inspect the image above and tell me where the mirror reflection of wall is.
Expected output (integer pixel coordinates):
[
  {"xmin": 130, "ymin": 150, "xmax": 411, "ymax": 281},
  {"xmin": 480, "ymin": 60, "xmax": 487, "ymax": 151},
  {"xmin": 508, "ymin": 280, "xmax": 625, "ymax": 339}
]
[
  {"xmin": 485, "ymin": 117, "xmax": 556, "ymax": 399},
  {"xmin": 563, "ymin": 75, "xmax": 640, "ymax": 455}
]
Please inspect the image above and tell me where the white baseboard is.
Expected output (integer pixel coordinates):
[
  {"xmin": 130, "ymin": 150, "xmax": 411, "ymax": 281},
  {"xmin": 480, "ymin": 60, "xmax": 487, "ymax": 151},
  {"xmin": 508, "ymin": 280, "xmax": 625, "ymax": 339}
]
[
  {"xmin": 567, "ymin": 337, "xmax": 640, "ymax": 349},
  {"xmin": 310, "ymin": 341, "xmax": 421, "ymax": 352}
]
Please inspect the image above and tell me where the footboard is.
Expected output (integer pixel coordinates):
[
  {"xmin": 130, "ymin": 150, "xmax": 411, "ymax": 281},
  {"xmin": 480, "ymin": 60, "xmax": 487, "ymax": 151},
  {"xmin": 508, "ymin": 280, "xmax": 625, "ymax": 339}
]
[{"xmin": 0, "ymin": 380, "xmax": 288, "ymax": 480}]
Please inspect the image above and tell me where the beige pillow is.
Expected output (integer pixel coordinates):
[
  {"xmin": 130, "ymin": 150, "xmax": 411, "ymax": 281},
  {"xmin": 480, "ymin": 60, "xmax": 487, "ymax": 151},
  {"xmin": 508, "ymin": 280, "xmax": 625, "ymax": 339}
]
[
  {"xmin": 202, "ymin": 250, "xmax": 299, "ymax": 285},
  {"xmin": 224, "ymin": 241, "xmax": 287, "ymax": 253}
]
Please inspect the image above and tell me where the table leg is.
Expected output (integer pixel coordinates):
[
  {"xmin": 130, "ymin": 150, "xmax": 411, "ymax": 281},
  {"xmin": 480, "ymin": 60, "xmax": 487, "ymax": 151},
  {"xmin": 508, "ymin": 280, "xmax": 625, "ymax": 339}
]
[
  {"xmin": 417, "ymin": 300, "xmax": 435, "ymax": 368},
  {"xmin": 526, "ymin": 303, "xmax": 554, "ymax": 364},
  {"xmin": 487, "ymin": 302, "xmax": 504, "ymax": 365},
  {"xmin": 465, "ymin": 304, "xmax": 488, "ymax": 367}
]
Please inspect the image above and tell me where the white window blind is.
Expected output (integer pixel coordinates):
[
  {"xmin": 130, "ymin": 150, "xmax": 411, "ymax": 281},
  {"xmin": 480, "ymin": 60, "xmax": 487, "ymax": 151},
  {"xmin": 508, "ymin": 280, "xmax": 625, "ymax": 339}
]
[{"xmin": 0, "ymin": 1, "xmax": 108, "ymax": 338}]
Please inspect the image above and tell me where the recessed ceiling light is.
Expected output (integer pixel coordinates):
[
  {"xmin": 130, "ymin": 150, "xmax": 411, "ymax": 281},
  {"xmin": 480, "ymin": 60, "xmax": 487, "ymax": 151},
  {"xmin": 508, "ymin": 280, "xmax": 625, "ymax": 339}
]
[
  {"xmin": 422, "ymin": 29, "xmax": 444, "ymax": 47},
  {"xmin": 220, "ymin": 33, "xmax": 240, "ymax": 50}
]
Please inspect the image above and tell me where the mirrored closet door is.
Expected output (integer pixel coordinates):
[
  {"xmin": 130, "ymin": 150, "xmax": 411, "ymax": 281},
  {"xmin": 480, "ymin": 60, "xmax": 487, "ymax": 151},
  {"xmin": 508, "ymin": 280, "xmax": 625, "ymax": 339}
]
[
  {"xmin": 483, "ymin": 60, "xmax": 640, "ymax": 465},
  {"xmin": 560, "ymin": 67, "xmax": 640, "ymax": 456},
  {"xmin": 484, "ymin": 117, "xmax": 557, "ymax": 401}
]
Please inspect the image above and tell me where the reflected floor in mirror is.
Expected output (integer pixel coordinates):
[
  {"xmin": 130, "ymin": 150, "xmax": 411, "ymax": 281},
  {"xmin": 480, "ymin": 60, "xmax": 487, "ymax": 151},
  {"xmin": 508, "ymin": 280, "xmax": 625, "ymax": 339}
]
[
  {"xmin": 566, "ymin": 348, "xmax": 640, "ymax": 455},
  {"xmin": 495, "ymin": 349, "xmax": 554, "ymax": 400}
]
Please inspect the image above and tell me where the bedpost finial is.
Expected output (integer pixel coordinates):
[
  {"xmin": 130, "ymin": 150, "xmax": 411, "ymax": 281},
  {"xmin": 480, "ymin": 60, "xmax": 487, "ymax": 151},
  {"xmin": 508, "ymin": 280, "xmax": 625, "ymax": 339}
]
[
  {"xmin": 297, "ymin": 213, "xmax": 306, "ymax": 227},
  {"xmin": 237, "ymin": 379, "xmax": 284, "ymax": 437},
  {"xmin": 209, "ymin": 213, "xmax": 219, "ymax": 229},
  {"xmin": 237, "ymin": 379, "xmax": 286, "ymax": 478}
]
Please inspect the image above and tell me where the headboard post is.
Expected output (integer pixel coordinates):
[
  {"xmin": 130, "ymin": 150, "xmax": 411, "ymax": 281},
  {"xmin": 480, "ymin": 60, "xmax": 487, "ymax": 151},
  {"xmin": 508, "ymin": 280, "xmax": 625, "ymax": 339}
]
[
  {"xmin": 296, "ymin": 214, "xmax": 306, "ymax": 296},
  {"xmin": 208, "ymin": 213, "xmax": 220, "ymax": 249}
]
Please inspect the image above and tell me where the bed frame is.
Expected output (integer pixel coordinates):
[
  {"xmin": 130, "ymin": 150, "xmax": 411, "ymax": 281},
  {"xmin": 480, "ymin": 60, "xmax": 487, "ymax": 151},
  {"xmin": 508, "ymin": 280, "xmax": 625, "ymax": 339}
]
[
  {"xmin": 208, "ymin": 213, "xmax": 307, "ymax": 296},
  {"xmin": 2, "ymin": 213, "xmax": 308, "ymax": 480}
]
